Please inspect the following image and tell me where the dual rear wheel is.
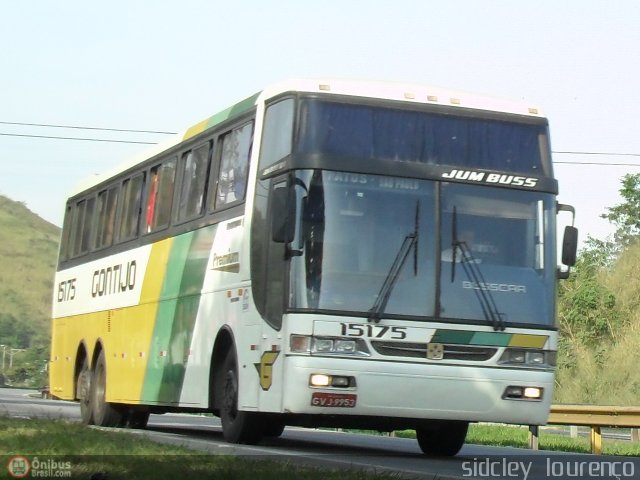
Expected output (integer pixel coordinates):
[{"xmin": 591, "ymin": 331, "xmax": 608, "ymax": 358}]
[{"xmin": 77, "ymin": 350, "xmax": 149, "ymax": 429}]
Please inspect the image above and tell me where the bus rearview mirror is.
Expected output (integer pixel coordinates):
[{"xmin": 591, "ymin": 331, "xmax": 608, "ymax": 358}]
[
  {"xmin": 271, "ymin": 186, "xmax": 295, "ymax": 244},
  {"xmin": 561, "ymin": 225, "xmax": 578, "ymax": 267}
]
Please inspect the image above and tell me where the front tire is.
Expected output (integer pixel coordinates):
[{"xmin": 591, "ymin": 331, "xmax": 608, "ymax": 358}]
[
  {"xmin": 127, "ymin": 410, "xmax": 150, "ymax": 429},
  {"xmin": 263, "ymin": 419, "xmax": 286, "ymax": 438},
  {"xmin": 219, "ymin": 350, "xmax": 265, "ymax": 444},
  {"xmin": 416, "ymin": 421, "xmax": 469, "ymax": 456},
  {"xmin": 90, "ymin": 350, "xmax": 124, "ymax": 427}
]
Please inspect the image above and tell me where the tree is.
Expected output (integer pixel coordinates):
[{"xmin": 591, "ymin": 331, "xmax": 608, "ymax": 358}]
[
  {"xmin": 0, "ymin": 313, "xmax": 33, "ymax": 349},
  {"xmin": 602, "ymin": 173, "xmax": 640, "ymax": 247}
]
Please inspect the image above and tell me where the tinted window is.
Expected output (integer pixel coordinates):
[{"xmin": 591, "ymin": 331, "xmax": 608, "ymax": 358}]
[
  {"xmin": 259, "ymin": 99, "xmax": 294, "ymax": 171},
  {"xmin": 178, "ymin": 143, "xmax": 211, "ymax": 221},
  {"xmin": 297, "ymin": 100, "xmax": 549, "ymax": 175},
  {"xmin": 145, "ymin": 159, "xmax": 176, "ymax": 232},
  {"xmin": 95, "ymin": 186, "xmax": 119, "ymax": 249},
  {"xmin": 214, "ymin": 122, "xmax": 253, "ymax": 209},
  {"xmin": 59, "ymin": 204, "xmax": 73, "ymax": 261},
  {"xmin": 119, "ymin": 174, "xmax": 145, "ymax": 241},
  {"xmin": 81, "ymin": 197, "xmax": 95, "ymax": 253},
  {"xmin": 71, "ymin": 200, "xmax": 87, "ymax": 257}
]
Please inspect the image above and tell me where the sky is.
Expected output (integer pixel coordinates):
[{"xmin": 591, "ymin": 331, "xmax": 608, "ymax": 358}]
[{"xmin": 2, "ymin": 0, "xmax": 640, "ymax": 247}]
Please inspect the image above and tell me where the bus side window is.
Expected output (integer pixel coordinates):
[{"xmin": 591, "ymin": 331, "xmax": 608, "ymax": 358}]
[
  {"xmin": 59, "ymin": 204, "xmax": 73, "ymax": 262},
  {"xmin": 177, "ymin": 143, "xmax": 211, "ymax": 222},
  {"xmin": 214, "ymin": 122, "xmax": 253, "ymax": 209},
  {"xmin": 95, "ymin": 186, "xmax": 119, "ymax": 249},
  {"xmin": 146, "ymin": 158, "xmax": 176, "ymax": 232},
  {"xmin": 80, "ymin": 196, "xmax": 96, "ymax": 254},
  {"xmin": 118, "ymin": 173, "xmax": 145, "ymax": 242},
  {"xmin": 70, "ymin": 200, "xmax": 86, "ymax": 258}
]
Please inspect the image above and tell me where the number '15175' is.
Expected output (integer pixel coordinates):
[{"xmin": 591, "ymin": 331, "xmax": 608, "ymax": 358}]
[{"xmin": 339, "ymin": 323, "xmax": 407, "ymax": 339}]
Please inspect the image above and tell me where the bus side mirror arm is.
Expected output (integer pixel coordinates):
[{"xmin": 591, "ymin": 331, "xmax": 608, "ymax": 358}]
[{"xmin": 556, "ymin": 203, "xmax": 578, "ymax": 279}]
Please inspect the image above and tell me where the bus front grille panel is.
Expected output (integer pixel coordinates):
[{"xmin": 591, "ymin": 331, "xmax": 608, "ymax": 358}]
[{"xmin": 370, "ymin": 341, "xmax": 498, "ymax": 361}]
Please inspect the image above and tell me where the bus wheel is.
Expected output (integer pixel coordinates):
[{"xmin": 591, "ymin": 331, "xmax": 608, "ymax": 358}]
[
  {"xmin": 77, "ymin": 357, "xmax": 93, "ymax": 425},
  {"xmin": 219, "ymin": 350, "xmax": 265, "ymax": 444},
  {"xmin": 263, "ymin": 420, "xmax": 286, "ymax": 438},
  {"xmin": 90, "ymin": 350, "xmax": 124, "ymax": 427},
  {"xmin": 127, "ymin": 410, "xmax": 150, "ymax": 429},
  {"xmin": 416, "ymin": 421, "xmax": 468, "ymax": 456}
]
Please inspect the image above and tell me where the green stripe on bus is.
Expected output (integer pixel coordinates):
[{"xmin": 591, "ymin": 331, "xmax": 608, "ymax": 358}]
[
  {"xmin": 141, "ymin": 226, "xmax": 216, "ymax": 404},
  {"xmin": 430, "ymin": 330, "xmax": 474, "ymax": 344},
  {"xmin": 183, "ymin": 92, "xmax": 260, "ymax": 141},
  {"xmin": 469, "ymin": 332, "xmax": 511, "ymax": 347},
  {"xmin": 431, "ymin": 329, "xmax": 541, "ymax": 347}
]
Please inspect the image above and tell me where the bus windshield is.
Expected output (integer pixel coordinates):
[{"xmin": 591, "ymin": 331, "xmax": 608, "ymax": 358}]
[
  {"xmin": 288, "ymin": 170, "xmax": 557, "ymax": 327},
  {"xmin": 297, "ymin": 99, "xmax": 551, "ymax": 175}
]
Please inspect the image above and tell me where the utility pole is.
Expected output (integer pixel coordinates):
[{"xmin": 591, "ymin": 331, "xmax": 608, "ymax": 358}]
[
  {"xmin": 9, "ymin": 349, "xmax": 26, "ymax": 369},
  {"xmin": 1, "ymin": 345, "xmax": 5, "ymax": 372}
]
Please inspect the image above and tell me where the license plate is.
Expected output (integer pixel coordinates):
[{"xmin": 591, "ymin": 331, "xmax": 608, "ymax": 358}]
[{"xmin": 311, "ymin": 392, "xmax": 357, "ymax": 408}]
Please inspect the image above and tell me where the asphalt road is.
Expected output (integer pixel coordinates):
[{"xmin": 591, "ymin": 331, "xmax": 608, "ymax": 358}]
[{"xmin": 1, "ymin": 388, "xmax": 637, "ymax": 480}]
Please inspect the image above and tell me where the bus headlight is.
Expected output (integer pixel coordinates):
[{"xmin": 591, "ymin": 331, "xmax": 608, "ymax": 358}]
[
  {"xmin": 498, "ymin": 349, "xmax": 556, "ymax": 368},
  {"xmin": 290, "ymin": 335, "xmax": 369, "ymax": 356},
  {"xmin": 527, "ymin": 352, "xmax": 545, "ymax": 365},
  {"xmin": 315, "ymin": 339, "xmax": 334, "ymax": 352},
  {"xmin": 334, "ymin": 339, "xmax": 357, "ymax": 353},
  {"xmin": 524, "ymin": 387, "xmax": 542, "ymax": 399},
  {"xmin": 309, "ymin": 373, "xmax": 355, "ymax": 388},
  {"xmin": 503, "ymin": 385, "xmax": 544, "ymax": 401},
  {"xmin": 310, "ymin": 374, "xmax": 331, "ymax": 387}
]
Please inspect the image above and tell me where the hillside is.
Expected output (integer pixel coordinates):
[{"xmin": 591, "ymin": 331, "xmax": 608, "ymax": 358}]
[
  {"xmin": 555, "ymin": 242, "xmax": 640, "ymax": 405},
  {"xmin": 0, "ymin": 195, "xmax": 60, "ymax": 385}
]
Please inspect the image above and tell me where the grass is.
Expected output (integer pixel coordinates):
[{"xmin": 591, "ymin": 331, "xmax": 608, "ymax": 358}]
[
  {"xmin": 394, "ymin": 424, "xmax": 640, "ymax": 456},
  {"xmin": 467, "ymin": 424, "xmax": 640, "ymax": 456},
  {"xmin": 0, "ymin": 417, "xmax": 399, "ymax": 480}
]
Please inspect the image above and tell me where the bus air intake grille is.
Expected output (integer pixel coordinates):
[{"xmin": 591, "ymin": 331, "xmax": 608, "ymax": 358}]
[{"xmin": 370, "ymin": 341, "xmax": 498, "ymax": 361}]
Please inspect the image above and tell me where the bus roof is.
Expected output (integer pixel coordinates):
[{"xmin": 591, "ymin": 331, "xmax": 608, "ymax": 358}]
[{"xmin": 68, "ymin": 78, "xmax": 545, "ymax": 198}]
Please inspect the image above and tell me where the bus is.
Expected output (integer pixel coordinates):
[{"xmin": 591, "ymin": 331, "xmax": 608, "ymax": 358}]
[{"xmin": 50, "ymin": 79, "xmax": 577, "ymax": 456}]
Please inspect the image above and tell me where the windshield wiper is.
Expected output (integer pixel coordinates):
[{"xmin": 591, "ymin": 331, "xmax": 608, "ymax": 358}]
[
  {"xmin": 450, "ymin": 207, "xmax": 505, "ymax": 332},
  {"xmin": 368, "ymin": 201, "xmax": 419, "ymax": 323}
]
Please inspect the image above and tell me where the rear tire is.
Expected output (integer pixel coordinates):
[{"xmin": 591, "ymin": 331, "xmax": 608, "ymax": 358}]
[
  {"xmin": 416, "ymin": 421, "xmax": 468, "ymax": 456},
  {"xmin": 77, "ymin": 356, "xmax": 93, "ymax": 425},
  {"xmin": 219, "ymin": 349, "xmax": 265, "ymax": 444},
  {"xmin": 90, "ymin": 350, "xmax": 124, "ymax": 427}
]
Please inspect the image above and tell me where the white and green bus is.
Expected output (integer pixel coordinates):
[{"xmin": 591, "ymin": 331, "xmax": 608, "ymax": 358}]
[{"xmin": 50, "ymin": 79, "xmax": 577, "ymax": 456}]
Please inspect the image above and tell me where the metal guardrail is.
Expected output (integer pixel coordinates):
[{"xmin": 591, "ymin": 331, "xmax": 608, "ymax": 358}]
[{"xmin": 528, "ymin": 405, "xmax": 640, "ymax": 454}]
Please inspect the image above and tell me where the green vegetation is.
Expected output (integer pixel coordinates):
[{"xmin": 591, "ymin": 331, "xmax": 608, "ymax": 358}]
[
  {"xmin": 0, "ymin": 195, "xmax": 59, "ymax": 388},
  {"xmin": 555, "ymin": 173, "xmax": 640, "ymax": 405},
  {"xmin": 466, "ymin": 424, "xmax": 640, "ymax": 456},
  {"xmin": 346, "ymin": 424, "xmax": 640, "ymax": 455},
  {"xmin": 394, "ymin": 424, "xmax": 640, "ymax": 456},
  {"xmin": 0, "ymin": 417, "xmax": 396, "ymax": 480}
]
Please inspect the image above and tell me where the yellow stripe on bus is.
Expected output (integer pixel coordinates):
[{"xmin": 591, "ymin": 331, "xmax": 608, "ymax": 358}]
[
  {"xmin": 508, "ymin": 334, "xmax": 548, "ymax": 349},
  {"xmin": 107, "ymin": 238, "xmax": 174, "ymax": 403},
  {"xmin": 183, "ymin": 119, "xmax": 209, "ymax": 141}
]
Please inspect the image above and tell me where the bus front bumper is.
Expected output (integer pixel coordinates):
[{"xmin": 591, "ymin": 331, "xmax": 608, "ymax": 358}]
[{"xmin": 282, "ymin": 355, "xmax": 554, "ymax": 426}]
